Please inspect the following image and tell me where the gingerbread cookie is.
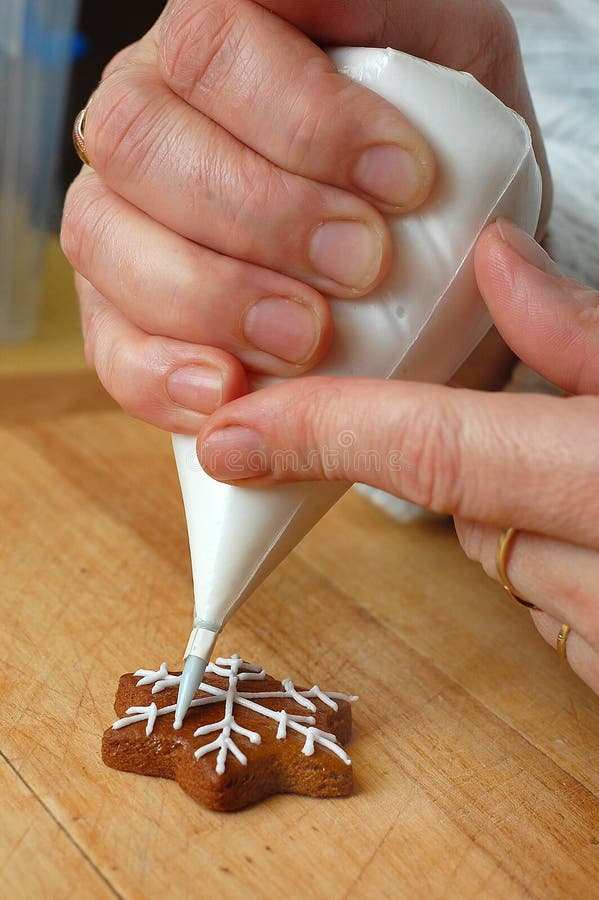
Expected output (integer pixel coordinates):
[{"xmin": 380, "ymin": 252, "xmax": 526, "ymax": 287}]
[{"xmin": 102, "ymin": 654, "xmax": 356, "ymax": 811}]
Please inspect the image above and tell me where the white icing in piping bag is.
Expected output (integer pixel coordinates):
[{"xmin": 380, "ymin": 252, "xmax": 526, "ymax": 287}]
[{"xmin": 173, "ymin": 46, "xmax": 542, "ymax": 727}]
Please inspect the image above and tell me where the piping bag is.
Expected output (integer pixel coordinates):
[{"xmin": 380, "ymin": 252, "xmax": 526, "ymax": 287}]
[{"xmin": 171, "ymin": 46, "xmax": 542, "ymax": 727}]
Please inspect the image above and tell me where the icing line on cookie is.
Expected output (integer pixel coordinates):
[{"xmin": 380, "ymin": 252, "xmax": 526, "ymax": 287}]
[{"xmin": 113, "ymin": 654, "xmax": 356, "ymax": 773}]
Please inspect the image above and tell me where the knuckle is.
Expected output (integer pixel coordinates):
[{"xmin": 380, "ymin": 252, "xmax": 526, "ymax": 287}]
[
  {"xmin": 82, "ymin": 300, "xmax": 141, "ymax": 416},
  {"xmin": 210, "ymin": 146, "xmax": 292, "ymax": 258},
  {"xmin": 159, "ymin": 0, "xmax": 242, "ymax": 101},
  {"xmin": 393, "ymin": 396, "xmax": 464, "ymax": 514},
  {"xmin": 291, "ymin": 378, "xmax": 350, "ymax": 480},
  {"xmin": 60, "ymin": 183, "xmax": 84, "ymax": 269},
  {"xmin": 80, "ymin": 292, "xmax": 111, "ymax": 375},
  {"xmin": 150, "ymin": 247, "xmax": 212, "ymax": 339},
  {"xmin": 280, "ymin": 64, "xmax": 341, "ymax": 171},
  {"xmin": 233, "ymin": 154, "xmax": 277, "ymax": 223},
  {"xmin": 74, "ymin": 278, "xmax": 100, "ymax": 369},
  {"xmin": 265, "ymin": 378, "xmax": 333, "ymax": 480},
  {"xmin": 60, "ymin": 177, "xmax": 114, "ymax": 274},
  {"xmin": 60, "ymin": 179, "xmax": 93, "ymax": 269},
  {"xmin": 78, "ymin": 289, "xmax": 171, "ymax": 424},
  {"xmin": 88, "ymin": 69, "xmax": 166, "ymax": 177},
  {"xmin": 99, "ymin": 336, "xmax": 148, "ymax": 420}
]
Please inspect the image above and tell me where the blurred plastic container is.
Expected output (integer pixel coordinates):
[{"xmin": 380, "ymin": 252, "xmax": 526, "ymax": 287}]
[{"xmin": 0, "ymin": 0, "xmax": 80, "ymax": 344}]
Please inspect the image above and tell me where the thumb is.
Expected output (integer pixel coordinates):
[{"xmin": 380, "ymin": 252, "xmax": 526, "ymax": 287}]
[{"xmin": 475, "ymin": 220, "xmax": 599, "ymax": 395}]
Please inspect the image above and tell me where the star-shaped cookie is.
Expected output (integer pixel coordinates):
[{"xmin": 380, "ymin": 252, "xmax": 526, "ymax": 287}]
[{"xmin": 102, "ymin": 655, "xmax": 356, "ymax": 811}]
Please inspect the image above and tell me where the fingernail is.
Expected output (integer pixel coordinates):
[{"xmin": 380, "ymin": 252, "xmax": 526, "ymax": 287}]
[
  {"xmin": 352, "ymin": 145, "xmax": 422, "ymax": 206},
  {"xmin": 166, "ymin": 365, "xmax": 223, "ymax": 413},
  {"xmin": 200, "ymin": 426, "xmax": 270, "ymax": 480},
  {"xmin": 309, "ymin": 220, "xmax": 383, "ymax": 290},
  {"xmin": 496, "ymin": 218, "xmax": 561, "ymax": 276},
  {"xmin": 243, "ymin": 297, "xmax": 319, "ymax": 364}
]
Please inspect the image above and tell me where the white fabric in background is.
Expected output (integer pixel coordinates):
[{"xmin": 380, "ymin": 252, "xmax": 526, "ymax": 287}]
[{"xmin": 509, "ymin": 0, "xmax": 599, "ymax": 287}]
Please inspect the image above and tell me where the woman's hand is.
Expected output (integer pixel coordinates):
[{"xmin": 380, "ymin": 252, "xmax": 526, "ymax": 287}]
[
  {"xmin": 61, "ymin": 0, "xmax": 549, "ymax": 432},
  {"xmin": 194, "ymin": 220, "xmax": 599, "ymax": 695}
]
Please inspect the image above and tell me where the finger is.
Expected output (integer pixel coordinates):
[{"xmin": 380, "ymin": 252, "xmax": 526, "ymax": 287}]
[
  {"xmin": 530, "ymin": 610, "xmax": 599, "ymax": 696},
  {"xmin": 83, "ymin": 41, "xmax": 391, "ymax": 298},
  {"xmin": 193, "ymin": 377, "xmax": 599, "ymax": 547},
  {"xmin": 475, "ymin": 220, "xmax": 599, "ymax": 395},
  {"xmin": 157, "ymin": 0, "xmax": 434, "ymax": 211},
  {"xmin": 455, "ymin": 519, "xmax": 599, "ymax": 653},
  {"xmin": 77, "ymin": 276, "xmax": 248, "ymax": 432},
  {"xmin": 254, "ymin": 0, "xmax": 509, "ymax": 68},
  {"xmin": 62, "ymin": 171, "xmax": 332, "ymax": 375},
  {"xmin": 256, "ymin": 0, "xmax": 551, "ymax": 235}
]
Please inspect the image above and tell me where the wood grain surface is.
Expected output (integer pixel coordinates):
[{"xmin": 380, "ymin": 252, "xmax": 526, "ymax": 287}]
[
  {"xmin": 1, "ymin": 390, "xmax": 597, "ymax": 900},
  {"xmin": 2, "ymin": 0, "xmax": 599, "ymax": 886}
]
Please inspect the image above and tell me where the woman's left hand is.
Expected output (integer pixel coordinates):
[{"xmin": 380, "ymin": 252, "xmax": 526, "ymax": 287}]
[{"xmin": 194, "ymin": 219, "xmax": 599, "ymax": 695}]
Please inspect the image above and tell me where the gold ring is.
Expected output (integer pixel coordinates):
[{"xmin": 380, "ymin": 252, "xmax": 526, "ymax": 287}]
[
  {"xmin": 556, "ymin": 624, "xmax": 571, "ymax": 662},
  {"xmin": 495, "ymin": 527, "xmax": 538, "ymax": 610},
  {"xmin": 73, "ymin": 106, "xmax": 90, "ymax": 166}
]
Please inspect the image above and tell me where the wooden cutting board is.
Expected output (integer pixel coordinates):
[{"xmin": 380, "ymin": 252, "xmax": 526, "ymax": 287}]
[{"xmin": 1, "ymin": 375, "xmax": 598, "ymax": 899}]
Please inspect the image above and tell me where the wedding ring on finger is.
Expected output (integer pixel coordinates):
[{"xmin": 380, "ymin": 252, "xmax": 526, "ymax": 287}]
[
  {"xmin": 73, "ymin": 105, "xmax": 91, "ymax": 167},
  {"xmin": 556, "ymin": 624, "xmax": 571, "ymax": 662},
  {"xmin": 495, "ymin": 527, "xmax": 539, "ymax": 610}
]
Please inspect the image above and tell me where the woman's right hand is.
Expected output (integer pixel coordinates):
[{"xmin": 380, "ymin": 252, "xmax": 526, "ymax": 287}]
[{"xmin": 61, "ymin": 0, "xmax": 549, "ymax": 432}]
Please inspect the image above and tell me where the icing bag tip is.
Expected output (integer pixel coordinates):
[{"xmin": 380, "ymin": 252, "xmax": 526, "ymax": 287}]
[{"xmin": 174, "ymin": 654, "xmax": 208, "ymax": 728}]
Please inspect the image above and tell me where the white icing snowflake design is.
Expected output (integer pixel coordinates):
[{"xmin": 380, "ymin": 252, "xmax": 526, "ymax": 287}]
[{"xmin": 112, "ymin": 655, "xmax": 357, "ymax": 775}]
